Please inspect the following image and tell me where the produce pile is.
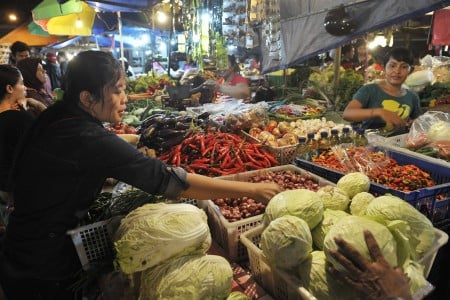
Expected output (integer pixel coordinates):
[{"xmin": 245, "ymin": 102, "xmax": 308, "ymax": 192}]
[
  {"xmin": 268, "ymin": 103, "xmax": 325, "ymax": 121},
  {"xmin": 137, "ymin": 112, "xmax": 210, "ymax": 155},
  {"xmin": 158, "ymin": 131, "xmax": 279, "ymax": 176},
  {"xmin": 312, "ymin": 147, "xmax": 435, "ymax": 192},
  {"xmin": 213, "ymin": 170, "xmax": 321, "ymax": 222},
  {"xmin": 256, "ymin": 172, "xmax": 435, "ymax": 300}
]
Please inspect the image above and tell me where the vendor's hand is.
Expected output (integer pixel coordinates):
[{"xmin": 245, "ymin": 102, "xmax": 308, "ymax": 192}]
[
  {"xmin": 380, "ymin": 109, "xmax": 407, "ymax": 128},
  {"xmin": 251, "ymin": 182, "xmax": 284, "ymax": 205},
  {"xmin": 327, "ymin": 230, "xmax": 412, "ymax": 300}
]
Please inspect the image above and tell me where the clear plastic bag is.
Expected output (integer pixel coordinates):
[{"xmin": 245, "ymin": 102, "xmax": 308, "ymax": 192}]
[
  {"xmin": 406, "ymin": 111, "xmax": 450, "ymax": 149},
  {"xmin": 331, "ymin": 145, "xmax": 391, "ymax": 175}
]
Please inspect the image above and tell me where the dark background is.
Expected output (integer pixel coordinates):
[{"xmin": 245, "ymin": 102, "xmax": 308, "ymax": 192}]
[{"xmin": 0, "ymin": 0, "xmax": 41, "ymax": 36}]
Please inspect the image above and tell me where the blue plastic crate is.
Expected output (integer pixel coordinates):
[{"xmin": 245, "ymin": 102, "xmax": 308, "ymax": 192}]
[{"xmin": 295, "ymin": 147, "xmax": 450, "ymax": 223}]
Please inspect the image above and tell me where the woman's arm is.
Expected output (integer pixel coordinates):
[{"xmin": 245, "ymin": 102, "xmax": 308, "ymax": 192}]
[
  {"xmin": 343, "ymin": 100, "xmax": 407, "ymax": 128},
  {"xmin": 180, "ymin": 173, "xmax": 283, "ymax": 204},
  {"xmin": 218, "ymin": 83, "xmax": 251, "ymax": 99}
]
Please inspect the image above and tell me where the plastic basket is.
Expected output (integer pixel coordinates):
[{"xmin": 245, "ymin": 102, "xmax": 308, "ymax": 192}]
[
  {"xmin": 67, "ymin": 216, "xmax": 122, "ymax": 270},
  {"xmin": 241, "ymin": 225, "xmax": 448, "ymax": 300},
  {"xmin": 383, "ymin": 134, "xmax": 450, "ymax": 169},
  {"xmin": 295, "ymin": 147, "xmax": 450, "ymax": 223},
  {"xmin": 68, "ymin": 198, "xmax": 206, "ymax": 270},
  {"xmin": 207, "ymin": 165, "xmax": 335, "ymax": 262},
  {"xmin": 241, "ymin": 130, "xmax": 298, "ymax": 165}
]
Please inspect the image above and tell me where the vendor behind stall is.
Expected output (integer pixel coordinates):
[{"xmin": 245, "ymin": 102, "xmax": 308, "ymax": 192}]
[
  {"xmin": 342, "ymin": 47, "xmax": 422, "ymax": 131},
  {"xmin": 203, "ymin": 54, "xmax": 251, "ymax": 102}
]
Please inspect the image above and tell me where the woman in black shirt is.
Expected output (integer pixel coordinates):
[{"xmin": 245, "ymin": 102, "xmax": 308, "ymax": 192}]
[{"xmin": 0, "ymin": 51, "xmax": 283, "ymax": 299}]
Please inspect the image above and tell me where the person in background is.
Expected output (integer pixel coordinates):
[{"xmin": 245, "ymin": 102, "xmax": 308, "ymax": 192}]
[
  {"xmin": 0, "ymin": 50, "xmax": 283, "ymax": 299},
  {"xmin": 17, "ymin": 57, "xmax": 54, "ymax": 109},
  {"xmin": 0, "ymin": 65, "xmax": 46, "ymax": 230},
  {"xmin": 204, "ymin": 54, "xmax": 251, "ymax": 101},
  {"xmin": 353, "ymin": 38, "xmax": 373, "ymax": 76},
  {"xmin": 57, "ymin": 51, "xmax": 69, "ymax": 78},
  {"xmin": 44, "ymin": 52, "xmax": 62, "ymax": 90},
  {"xmin": 341, "ymin": 44, "xmax": 355, "ymax": 70},
  {"xmin": 328, "ymin": 230, "xmax": 412, "ymax": 300},
  {"xmin": 9, "ymin": 41, "xmax": 30, "ymax": 66},
  {"xmin": 343, "ymin": 47, "xmax": 422, "ymax": 131}
]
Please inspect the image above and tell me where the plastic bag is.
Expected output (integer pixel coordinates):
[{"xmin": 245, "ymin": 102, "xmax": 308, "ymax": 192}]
[
  {"xmin": 223, "ymin": 102, "xmax": 269, "ymax": 131},
  {"xmin": 406, "ymin": 111, "xmax": 450, "ymax": 149},
  {"xmin": 331, "ymin": 145, "xmax": 392, "ymax": 174}
]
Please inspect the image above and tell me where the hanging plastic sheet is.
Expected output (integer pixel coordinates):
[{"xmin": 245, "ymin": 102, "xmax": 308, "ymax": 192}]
[{"xmin": 431, "ymin": 8, "xmax": 450, "ymax": 46}]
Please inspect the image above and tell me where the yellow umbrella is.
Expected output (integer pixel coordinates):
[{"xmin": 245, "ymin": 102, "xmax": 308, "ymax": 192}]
[{"xmin": 46, "ymin": 2, "xmax": 96, "ymax": 36}]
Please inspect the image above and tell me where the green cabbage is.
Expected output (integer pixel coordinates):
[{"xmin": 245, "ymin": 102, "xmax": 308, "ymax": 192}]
[
  {"xmin": 365, "ymin": 195, "xmax": 435, "ymax": 258},
  {"xmin": 140, "ymin": 254, "xmax": 233, "ymax": 299},
  {"xmin": 261, "ymin": 215, "xmax": 312, "ymax": 270},
  {"xmin": 226, "ymin": 291, "xmax": 250, "ymax": 300},
  {"xmin": 316, "ymin": 186, "xmax": 350, "ymax": 211},
  {"xmin": 263, "ymin": 189, "xmax": 324, "ymax": 229},
  {"xmin": 114, "ymin": 203, "xmax": 211, "ymax": 274},
  {"xmin": 349, "ymin": 192, "xmax": 375, "ymax": 216},
  {"xmin": 312, "ymin": 209, "xmax": 350, "ymax": 250},
  {"xmin": 298, "ymin": 251, "xmax": 359, "ymax": 300},
  {"xmin": 337, "ymin": 172, "xmax": 370, "ymax": 199},
  {"xmin": 403, "ymin": 260, "xmax": 428, "ymax": 295},
  {"xmin": 323, "ymin": 215, "xmax": 398, "ymax": 272}
]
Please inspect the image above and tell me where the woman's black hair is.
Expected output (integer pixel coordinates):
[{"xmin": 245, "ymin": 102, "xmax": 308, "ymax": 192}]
[
  {"xmin": 16, "ymin": 57, "xmax": 43, "ymax": 90},
  {"xmin": 383, "ymin": 47, "xmax": 414, "ymax": 66},
  {"xmin": 63, "ymin": 50, "xmax": 123, "ymax": 104},
  {"xmin": 228, "ymin": 54, "xmax": 240, "ymax": 73},
  {"xmin": 0, "ymin": 64, "xmax": 21, "ymax": 101}
]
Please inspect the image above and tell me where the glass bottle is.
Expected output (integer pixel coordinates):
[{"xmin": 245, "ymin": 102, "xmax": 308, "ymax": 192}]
[
  {"xmin": 296, "ymin": 136, "xmax": 310, "ymax": 161},
  {"xmin": 330, "ymin": 129, "xmax": 340, "ymax": 146},
  {"xmin": 317, "ymin": 131, "xmax": 331, "ymax": 153},
  {"xmin": 354, "ymin": 128, "xmax": 369, "ymax": 147},
  {"xmin": 340, "ymin": 127, "xmax": 354, "ymax": 144},
  {"xmin": 306, "ymin": 132, "xmax": 318, "ymax": 158}
]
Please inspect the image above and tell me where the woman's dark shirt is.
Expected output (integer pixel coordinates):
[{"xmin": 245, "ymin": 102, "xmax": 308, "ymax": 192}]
[
  {"xmin": 0, "ymin": 110, "xmax": 34, "ymax": 191},
  {"xmin": 5, "ymin": 100, "xmax": 187, "ymax": 279}
]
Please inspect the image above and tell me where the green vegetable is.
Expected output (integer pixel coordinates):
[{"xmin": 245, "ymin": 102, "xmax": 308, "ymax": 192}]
[
  {"xmin": 323, "ymin": 216, "xmax": 398, "ymax": 272},
  {"xmin": 365, "ymin": 195, "xmax": 435, "ymax": 258},
  {"xmin": 261, "ymin": 215, "xmax": 312, "ymax": 270},
  {"xmin": 114, "ymin": 203, "xmax": 211, "ymax": 274},
  {"xmin": 263, "ymin": 189, "xmax": 324, "ymax": 229},
  {"xmin": 349, "ymin": 192, "xmax": 375, "ymax": 216},
  {"xmin": 336, "ymin": 172, "xmax": 370, "ymax": 199},
  {"xmin": 226, "ymin": 291, "xmax": 251, "ymax": 300},
  {"xmin": 316, "ymin": 186, "xmax": 350, "ymax": 211},
  {"xmin": 140, "ymin": 254, "xmax": 233, "ymax": 300},
  {"xmin": 312, "ymin": 209, "xmax": 349, "ymax": 250},
  {"xmin": 403, "ymin": 260, "xmax": 428, "ymax": 295},
  {"xmin": 298, "ymin": 251, "xmax": 359, "ymax": 300}
]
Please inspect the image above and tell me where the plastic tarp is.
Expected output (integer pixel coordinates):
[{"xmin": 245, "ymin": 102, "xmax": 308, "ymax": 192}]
[
  {"xmin": 32, "ymin": 0, "xmax": 83, "ymax": 20},
  {"xmin": 0, "ymin": 23, "xmax": 64, "ymax": 46},
  {"xmin": 262, "ymin": 0, "xmax": 450, "ymax": 73}
]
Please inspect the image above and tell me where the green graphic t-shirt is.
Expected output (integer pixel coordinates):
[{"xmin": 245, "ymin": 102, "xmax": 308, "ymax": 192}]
[{"xmin": 353, "ymin": 83, "xmax": 422, "ymax": 129}]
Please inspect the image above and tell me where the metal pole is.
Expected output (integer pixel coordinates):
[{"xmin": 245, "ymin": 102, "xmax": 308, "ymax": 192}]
[{"xmin": 117, "ymin": 11, "xmax": 125, "ymax": 70}]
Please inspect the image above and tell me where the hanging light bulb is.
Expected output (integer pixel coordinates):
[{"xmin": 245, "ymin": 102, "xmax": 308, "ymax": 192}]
[{"xmin": 76, "ymin": 17, "xmax": 83, "ymax": 28}]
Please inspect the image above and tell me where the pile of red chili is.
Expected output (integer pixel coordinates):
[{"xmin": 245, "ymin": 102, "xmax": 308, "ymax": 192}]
[
  {"xmin": 312, "ymin": 147, "xmax": 435, "ymax": 192},
  {"xmin": 158, "ymin": 131, "xmax": 279, "ymax": 176}
]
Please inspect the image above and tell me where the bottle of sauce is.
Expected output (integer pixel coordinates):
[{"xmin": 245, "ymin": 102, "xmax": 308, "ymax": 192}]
[
  {"xmin": 329, "ymin": 129, "xmax": 340, "ymax": 146},
  {"xmin": 340, "ymin": 127, "xmax": 354, "ymax": 144},
  {"xmin": 306, "ymin": 132, "xmax": 318, "ymax": 158},
  {"xmin": 317, "ymin": 131, "xmax": 331, "ymax": 154},
  {"xmin": 296, "ymin": 136, "xmax": 310, "ymax": 160},
  {"xmin": 354, "ymin": 128, "xmax": 369, "ymax": 147}
]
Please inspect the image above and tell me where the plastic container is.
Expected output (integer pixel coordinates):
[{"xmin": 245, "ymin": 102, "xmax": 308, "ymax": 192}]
[
  {"xmin": 317, "ymin": 131, "xmax": 331, "ymax": 152},
  {"xmin": 241, "ymin": 225, "xmax": 448, "ymax": 300},
  {"xmin": 329, "ymin": 129, "xmax": 340, "ymax": 146},
  {"xmin": 339, "ymin": 127, "xmax": 354, "ymax": 144},
  {"xmin": 295, "ymin": 147, "xmax": 450, "ymax": 223},
  {"xmin": 306, "ymin": 132, "xmax": 318, "ymax": 158},
  {"xmin": 353, "ymin": 128, "xmax": 369, "ymax": 146},
  {"xmin": 206, "ymin": 165, "xmax": 335, "ymax": 262},
  {"xmin": 296, "ymin": 136, "xmax": 310, "ymax": 161}
]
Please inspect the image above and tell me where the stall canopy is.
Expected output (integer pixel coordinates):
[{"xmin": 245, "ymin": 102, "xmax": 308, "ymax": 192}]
[
  {"xmin": 262, "ymin": 0, "xmax": 450, "ymax": 73},
  {"xmin": 48, "ymin": 35, "xmax": 133, "ymax": 49},
  {"xmin": 0, "ymin": 23, "xmax": 64, "ymax": 46},
  {"xmin": 86, "ymin": 0, "xmax": 155, "ymax": 12}
]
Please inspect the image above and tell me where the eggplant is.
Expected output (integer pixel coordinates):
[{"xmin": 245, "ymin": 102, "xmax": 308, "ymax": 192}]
[
  {"xmin": 160, "ymin": 134, "xmax": 186, "ymax": 150},
  {"xmin": 174, "ymin": 115, "xmax": 193, "ymax": 123},
  {"xmin": 156, "ymin": 129, "xmax": 187, "ymax": 138},
  {"xmin": 141, "ymin": 114, "xmax": 166, "ymax": 128},
  {"xmin": 141, "ymin": 123, "xmax": 159, "ymax": 139},
  {"xmin": 175, "ymin": 122, "xmax": 191, "ymax": 130},
  {"xmin": 197, "ymin": 112, "xmax": 210, "ymax": 120}
]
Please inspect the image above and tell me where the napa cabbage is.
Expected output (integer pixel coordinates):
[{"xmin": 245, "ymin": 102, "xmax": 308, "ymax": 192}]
[
  {"xmin": 263, "ymin": 189, "xmax": 323, "ymax": 229},
  {"xmin": 140, "ymin": 254, "xmax": 233, "ymax": 300},
  {"xmin": 261, "ymin": 215, "xmax": 312, "ymax": 270},
  {"xmin": 114, "ymin": 203, "xmax": 211, "ymax": 274}
]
